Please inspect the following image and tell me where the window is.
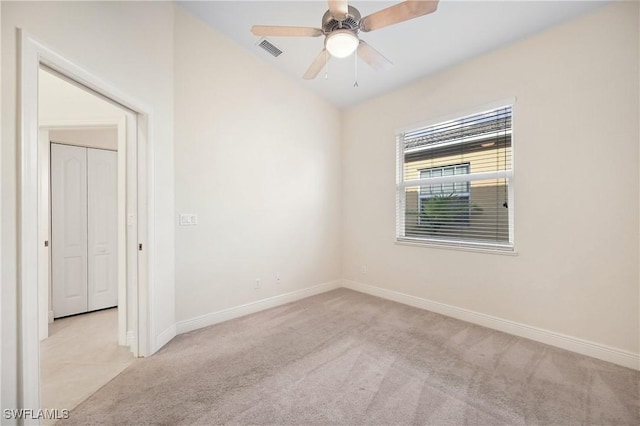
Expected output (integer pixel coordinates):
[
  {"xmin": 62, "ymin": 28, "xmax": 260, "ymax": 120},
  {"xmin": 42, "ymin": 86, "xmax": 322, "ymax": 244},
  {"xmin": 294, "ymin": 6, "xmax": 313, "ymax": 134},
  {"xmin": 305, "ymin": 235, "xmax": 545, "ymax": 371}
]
[
  {"xmin": 419, "ymin": 163, "xmax": 470, "ymax": 227},
  {"xmin": 397, "ymin": 104, "xmax": 513, "ymax": 250}
]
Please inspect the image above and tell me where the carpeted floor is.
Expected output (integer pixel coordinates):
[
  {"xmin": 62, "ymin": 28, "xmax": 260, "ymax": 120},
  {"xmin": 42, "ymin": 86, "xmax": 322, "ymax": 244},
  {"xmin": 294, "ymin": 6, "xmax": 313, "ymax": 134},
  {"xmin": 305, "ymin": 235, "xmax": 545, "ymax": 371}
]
[{"xmin": 61, "ymin": 288, "xmax": 639, "ymax": 425}]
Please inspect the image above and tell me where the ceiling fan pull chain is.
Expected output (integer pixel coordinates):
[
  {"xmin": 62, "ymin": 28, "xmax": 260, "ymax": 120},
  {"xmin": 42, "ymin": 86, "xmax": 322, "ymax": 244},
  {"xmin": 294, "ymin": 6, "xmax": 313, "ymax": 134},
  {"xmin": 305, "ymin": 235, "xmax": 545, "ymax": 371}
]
[
  {"xmin": 353, "ymin": 51, "xmax": 359, "ymax": 87},
  {"xmin": 325, "ymin": 49, "xmax": 329, "ymax": 80}
]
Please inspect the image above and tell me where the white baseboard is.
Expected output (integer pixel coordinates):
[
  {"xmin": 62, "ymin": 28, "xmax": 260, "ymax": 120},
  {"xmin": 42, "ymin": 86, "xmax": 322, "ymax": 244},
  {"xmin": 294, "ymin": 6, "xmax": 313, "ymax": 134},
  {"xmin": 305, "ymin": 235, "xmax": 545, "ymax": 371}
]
[
  {"xmin": 176, "ymin": 280, "xmax": 341, "ymax": 334},
  {"xmin": 126, "ymin": 331, "xmax": 136, "ymax": 348},
  {"xmin": 154, "ymin": 325, "xmax": 177, "ymax": 354},
  {"xmin": 342, "ymin": 280, "xmax": 639, "ymax": 371}
]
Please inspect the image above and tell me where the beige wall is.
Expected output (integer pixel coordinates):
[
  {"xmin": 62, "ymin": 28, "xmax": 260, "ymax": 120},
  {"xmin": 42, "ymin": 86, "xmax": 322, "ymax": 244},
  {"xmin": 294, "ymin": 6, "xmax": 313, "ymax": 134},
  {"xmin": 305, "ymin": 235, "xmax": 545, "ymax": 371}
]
[
  {"xmin": 2, "ymin": 1, "xmax": 175, "ymax": 408},
  {"xmin": 173, "ymin": 9, "xmax": 342, "ymax": 322},
  {"xmin": 40, "ymin": 68, "xmax": 125, "ymax": 151},
  {"xmin": 342, "ymin": 2, "xmax": 639, "ymax": 354},
  {"xmin": 39, "ymin": 68, "xmax": 125, "ymax": 125}
]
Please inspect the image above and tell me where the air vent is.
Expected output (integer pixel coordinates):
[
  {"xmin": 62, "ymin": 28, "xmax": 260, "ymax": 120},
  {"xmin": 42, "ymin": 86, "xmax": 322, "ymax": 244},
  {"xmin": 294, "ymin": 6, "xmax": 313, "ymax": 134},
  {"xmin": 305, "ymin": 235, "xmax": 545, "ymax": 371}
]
[{"xmin": 257, "ymin": 38, "xmax": 283, "ymax": 57}]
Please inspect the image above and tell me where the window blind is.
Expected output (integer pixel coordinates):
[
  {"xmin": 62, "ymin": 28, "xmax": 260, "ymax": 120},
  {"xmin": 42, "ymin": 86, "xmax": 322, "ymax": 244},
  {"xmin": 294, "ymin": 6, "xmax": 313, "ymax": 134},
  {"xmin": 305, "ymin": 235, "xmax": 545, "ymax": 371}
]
[{"xmin": 397, "ymin": 105, "xmax": 513, "ymax": 250}]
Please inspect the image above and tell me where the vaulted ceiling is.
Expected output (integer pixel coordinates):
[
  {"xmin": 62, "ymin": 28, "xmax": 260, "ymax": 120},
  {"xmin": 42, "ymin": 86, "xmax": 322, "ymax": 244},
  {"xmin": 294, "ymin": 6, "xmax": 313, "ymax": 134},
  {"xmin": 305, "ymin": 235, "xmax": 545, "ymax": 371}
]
[{"xmin": 178, "ymin": 1, "xmax": 609, "ymax": 109}]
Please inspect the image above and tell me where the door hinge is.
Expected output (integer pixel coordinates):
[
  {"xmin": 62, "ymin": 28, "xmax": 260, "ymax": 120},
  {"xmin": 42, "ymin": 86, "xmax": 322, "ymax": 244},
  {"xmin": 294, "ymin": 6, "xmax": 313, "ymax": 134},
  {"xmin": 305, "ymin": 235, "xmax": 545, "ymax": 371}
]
[
  {"xmin": 44, "ymin": 240, "xmax": 49, "ymax": 247},
  {"xmin": 138, "ymin": 243, "xmax": 143, "ymax": 251}
]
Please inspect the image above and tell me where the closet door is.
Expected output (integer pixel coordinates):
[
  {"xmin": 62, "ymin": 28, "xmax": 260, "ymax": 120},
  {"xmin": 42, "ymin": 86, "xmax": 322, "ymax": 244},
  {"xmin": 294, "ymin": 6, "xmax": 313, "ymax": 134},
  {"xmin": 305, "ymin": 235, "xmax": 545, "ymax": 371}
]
[
  {"xmin": 51, "ymin": 144, "xmax": 88, "ymax": 318},
  {"xmin": 87, "ymin": 148, "xmax": 118, "ymax": 311}
]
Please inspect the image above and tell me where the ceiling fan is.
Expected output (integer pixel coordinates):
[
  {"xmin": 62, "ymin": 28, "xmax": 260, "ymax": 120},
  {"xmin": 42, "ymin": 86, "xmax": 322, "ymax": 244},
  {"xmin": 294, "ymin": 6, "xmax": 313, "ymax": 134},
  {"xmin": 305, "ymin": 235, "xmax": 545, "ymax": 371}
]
[{"xmin": 251, "ymin": 0, "xmax": 439, "ymax": 80}]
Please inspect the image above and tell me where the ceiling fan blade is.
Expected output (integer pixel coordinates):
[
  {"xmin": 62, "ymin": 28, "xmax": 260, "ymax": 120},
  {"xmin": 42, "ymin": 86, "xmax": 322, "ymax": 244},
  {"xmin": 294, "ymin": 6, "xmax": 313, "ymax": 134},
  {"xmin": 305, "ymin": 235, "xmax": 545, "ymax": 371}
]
[
  {"xmin": 360, "ymin": 0, "xmax": 439, "ymax": 32},
  {"xmin": 328, "ymin": 0, "xmax": 349, "ymax": 21},
  {"xmin": 251, "ymin": 25, "xmax": 323, "ymax": 37},
  {"xmin": 357, "ymin": 41, "xmax": 392, "ymax": 71},
  {"xmin": 303, "ymin": 49, "xmax": 330, "ymax": 80}
]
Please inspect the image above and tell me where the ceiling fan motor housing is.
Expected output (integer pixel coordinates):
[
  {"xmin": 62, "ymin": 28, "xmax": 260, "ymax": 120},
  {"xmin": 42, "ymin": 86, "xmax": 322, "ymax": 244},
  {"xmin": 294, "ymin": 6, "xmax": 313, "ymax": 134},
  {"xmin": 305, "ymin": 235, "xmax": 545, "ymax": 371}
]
[{"xmin": 322, "ymin": 6, "xmax": 361, "ymax": 34}]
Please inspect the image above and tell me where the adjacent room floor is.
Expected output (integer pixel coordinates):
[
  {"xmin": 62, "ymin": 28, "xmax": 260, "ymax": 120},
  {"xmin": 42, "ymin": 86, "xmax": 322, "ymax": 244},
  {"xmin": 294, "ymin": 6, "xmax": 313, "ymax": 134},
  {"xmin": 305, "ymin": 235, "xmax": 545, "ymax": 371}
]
[
  {"xmin": 61, "ymin": 289, "xmax": 638, "ymax": 425},
  {"xmin": 40, "ymin": 308, "xmax": 135, "ymax": 423}
]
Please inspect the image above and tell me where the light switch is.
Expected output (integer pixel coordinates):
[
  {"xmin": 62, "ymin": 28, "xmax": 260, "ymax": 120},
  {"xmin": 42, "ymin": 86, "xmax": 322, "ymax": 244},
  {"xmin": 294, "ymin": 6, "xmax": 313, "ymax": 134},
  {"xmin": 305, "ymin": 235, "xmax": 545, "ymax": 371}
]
[{"xmin": 179, "ymin": 213, "xmax": 198, "ymax": 226}]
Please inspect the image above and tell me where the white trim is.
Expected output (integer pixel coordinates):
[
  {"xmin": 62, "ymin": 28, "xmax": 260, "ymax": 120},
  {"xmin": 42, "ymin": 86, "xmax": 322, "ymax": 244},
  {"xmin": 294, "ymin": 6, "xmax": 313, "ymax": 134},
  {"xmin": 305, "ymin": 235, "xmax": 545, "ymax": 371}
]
[
  {"xmin": 176, "ymin": 281, "xmax": 341, "ymax": 334},
  {"xmin": 395, "ymin": 239, "xmax": 517, "ymax": 255},
  {"xmin": 137, "ymin": 113, "xmax": 151, "ymax": 357},
  {"xmin": 396, "ymin": 134, "xmax": 406, "ymax": 239},
  {"xmin": 115, "ymin": 115, "xmax": 127, "ymax": 348},
  {"xmin": 508, "ymin": 101, "xmax": 517, "ymax": 248},
  {"xmin": 18, "ymin": 30, "xmax": 156, "ymax": 412},
  {"xmin": 37, "ymin": 129, "xmax": 50, "ymax": 342},
  {"xmin": 39, "ymin": 117, "xmax": 121, "ymax": 130},
  {"xmin": 342, "ymin": 280, "xmax": 639, "ymax": 370},
  {"xmin": 19, "ymin": 27, "xmax": 43, "ymax": 416},
  {"xmin": 154, "ymin": 325, "xmax": 176, "ymax": 354},
  {"xmin": 126, "ymin": 330, "xmax": 136, "ymax": 348}
]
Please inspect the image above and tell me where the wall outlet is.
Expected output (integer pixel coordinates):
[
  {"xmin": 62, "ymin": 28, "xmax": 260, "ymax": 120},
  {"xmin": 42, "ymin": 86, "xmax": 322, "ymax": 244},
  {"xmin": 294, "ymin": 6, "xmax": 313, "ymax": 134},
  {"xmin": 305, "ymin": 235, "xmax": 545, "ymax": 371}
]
[
  {"xmin": 275, "ymin": 275, "xmax": 281, "ymax": 284},
  {"xmin": 361, "ymin": 266, "xmax": 368, "ymax": 274},
  {"xmin": 255, "ymin": 279, "xmax": 261, "ymax": 289}
]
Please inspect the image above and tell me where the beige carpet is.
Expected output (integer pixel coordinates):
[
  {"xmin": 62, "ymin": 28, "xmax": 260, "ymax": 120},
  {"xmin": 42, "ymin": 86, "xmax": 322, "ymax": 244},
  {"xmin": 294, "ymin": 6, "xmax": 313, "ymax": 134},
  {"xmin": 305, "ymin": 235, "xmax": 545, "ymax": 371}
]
[{"xmin": 61, "ymin": 289, "xmax": 639, "ymax": 425}]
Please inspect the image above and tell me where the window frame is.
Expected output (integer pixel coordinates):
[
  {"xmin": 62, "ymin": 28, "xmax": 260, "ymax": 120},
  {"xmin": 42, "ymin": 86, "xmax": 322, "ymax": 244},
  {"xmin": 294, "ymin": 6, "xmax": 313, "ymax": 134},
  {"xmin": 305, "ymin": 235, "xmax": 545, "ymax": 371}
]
[{"xmin": 396, "ymin": 100, "xmax": 516, "ymax": 252}]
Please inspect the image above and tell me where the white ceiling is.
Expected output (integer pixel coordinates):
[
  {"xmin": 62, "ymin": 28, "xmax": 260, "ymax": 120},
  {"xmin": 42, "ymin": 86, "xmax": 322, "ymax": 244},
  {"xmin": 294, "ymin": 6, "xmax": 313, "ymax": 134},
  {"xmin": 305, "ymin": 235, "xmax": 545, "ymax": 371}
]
[{"xmin": 177, "ymin": 1, "xmax": 609, "ymax": 109}]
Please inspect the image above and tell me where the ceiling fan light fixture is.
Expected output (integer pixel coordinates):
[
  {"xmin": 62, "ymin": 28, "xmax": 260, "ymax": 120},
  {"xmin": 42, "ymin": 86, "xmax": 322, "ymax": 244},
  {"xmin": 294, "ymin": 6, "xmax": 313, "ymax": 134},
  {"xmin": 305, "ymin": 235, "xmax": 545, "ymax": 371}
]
[{"xmin": 325, "ymin": 30, "xmax": 359, "ymax": 58}]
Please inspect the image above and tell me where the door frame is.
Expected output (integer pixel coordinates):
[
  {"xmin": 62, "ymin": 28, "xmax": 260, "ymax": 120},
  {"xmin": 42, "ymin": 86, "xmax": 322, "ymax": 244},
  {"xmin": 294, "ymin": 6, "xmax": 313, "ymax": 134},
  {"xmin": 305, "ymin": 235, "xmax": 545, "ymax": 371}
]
[
  {"xmin": 39, "ymin": 118, "xmax": 128, "ymax": 347},
  {"xmin": 19, "ymin": 30, "xmax": 154, "ymax": 412}
]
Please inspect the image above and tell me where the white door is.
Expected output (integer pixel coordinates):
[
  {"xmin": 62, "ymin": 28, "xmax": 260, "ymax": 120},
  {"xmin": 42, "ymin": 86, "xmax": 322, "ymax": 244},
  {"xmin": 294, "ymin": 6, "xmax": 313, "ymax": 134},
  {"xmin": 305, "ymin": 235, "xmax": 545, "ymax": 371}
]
[
  {"xmin": 87, "ymin": 148, "xmax": 118, "ymax": 311},
  {"xmin": 51, "ymin": 143, "xmax": 88, "ymax": 318}
]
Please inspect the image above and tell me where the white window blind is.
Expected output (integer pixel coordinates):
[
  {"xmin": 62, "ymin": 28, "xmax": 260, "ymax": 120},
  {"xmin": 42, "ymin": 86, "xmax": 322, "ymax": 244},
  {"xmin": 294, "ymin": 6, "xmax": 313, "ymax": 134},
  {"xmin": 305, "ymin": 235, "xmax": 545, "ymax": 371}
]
[{"xmin": 397, "ymin": 105, "xmax": 514, "ymax": 250}]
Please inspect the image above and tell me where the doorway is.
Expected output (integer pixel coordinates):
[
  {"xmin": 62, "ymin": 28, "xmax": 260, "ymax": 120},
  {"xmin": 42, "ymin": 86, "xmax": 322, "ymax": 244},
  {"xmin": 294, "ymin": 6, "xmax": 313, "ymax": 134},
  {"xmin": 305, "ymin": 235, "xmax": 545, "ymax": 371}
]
[
  {"xmin": 37, "ymin": 68, "xmax": 130, "ymax": 346},
  {"xmin": 37, "ymin": 68, "xmax": 134, "ymax": 415},
  {"xmin": 18, "ymin": 31, "xmax": 152, "ymax": 412}
]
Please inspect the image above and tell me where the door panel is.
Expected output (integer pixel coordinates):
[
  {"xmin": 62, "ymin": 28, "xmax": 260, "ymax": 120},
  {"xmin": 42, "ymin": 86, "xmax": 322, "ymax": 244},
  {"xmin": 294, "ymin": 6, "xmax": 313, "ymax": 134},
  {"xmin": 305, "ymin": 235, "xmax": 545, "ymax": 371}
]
[
  {"xmin": 51, "ymin": 144, "xmax": 88, "ymax": 318},
  {"xmin": 88, "ymin": 148, "xmax": 118, "ymax": 311},
  {"xmin": 93, "ymin": 255, "xmax": 110, "ymax": 293},
  {"xmin": 63, "ymin": 257, "xmax": 85, "ymax": 297}
]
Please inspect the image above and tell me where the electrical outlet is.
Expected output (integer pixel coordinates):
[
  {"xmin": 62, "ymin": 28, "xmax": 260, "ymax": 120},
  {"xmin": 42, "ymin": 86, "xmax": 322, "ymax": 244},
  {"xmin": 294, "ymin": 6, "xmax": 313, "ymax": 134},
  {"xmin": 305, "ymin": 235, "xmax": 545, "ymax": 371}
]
[
  {"xmin": 255, "ymin": 279, "xmax": 261, "ymax": 289},
  {"xmin": 361, "ymin": 266, "xmax": 368, "ymax": 274},
  {"xmin": 275, "ymin": 275, "xmax": 281, "ymax": 284},
  {"xmin": 179, "ymin": 213, "xmax": 198, "ymax": 226}
]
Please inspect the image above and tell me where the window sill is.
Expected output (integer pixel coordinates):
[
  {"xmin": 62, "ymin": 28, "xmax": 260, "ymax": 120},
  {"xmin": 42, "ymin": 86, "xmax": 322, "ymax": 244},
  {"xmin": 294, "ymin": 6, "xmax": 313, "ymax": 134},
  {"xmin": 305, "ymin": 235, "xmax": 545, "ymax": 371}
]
[{"xmin": 395, "ymin": 238, "xmax": 518, "ymax": 256}]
